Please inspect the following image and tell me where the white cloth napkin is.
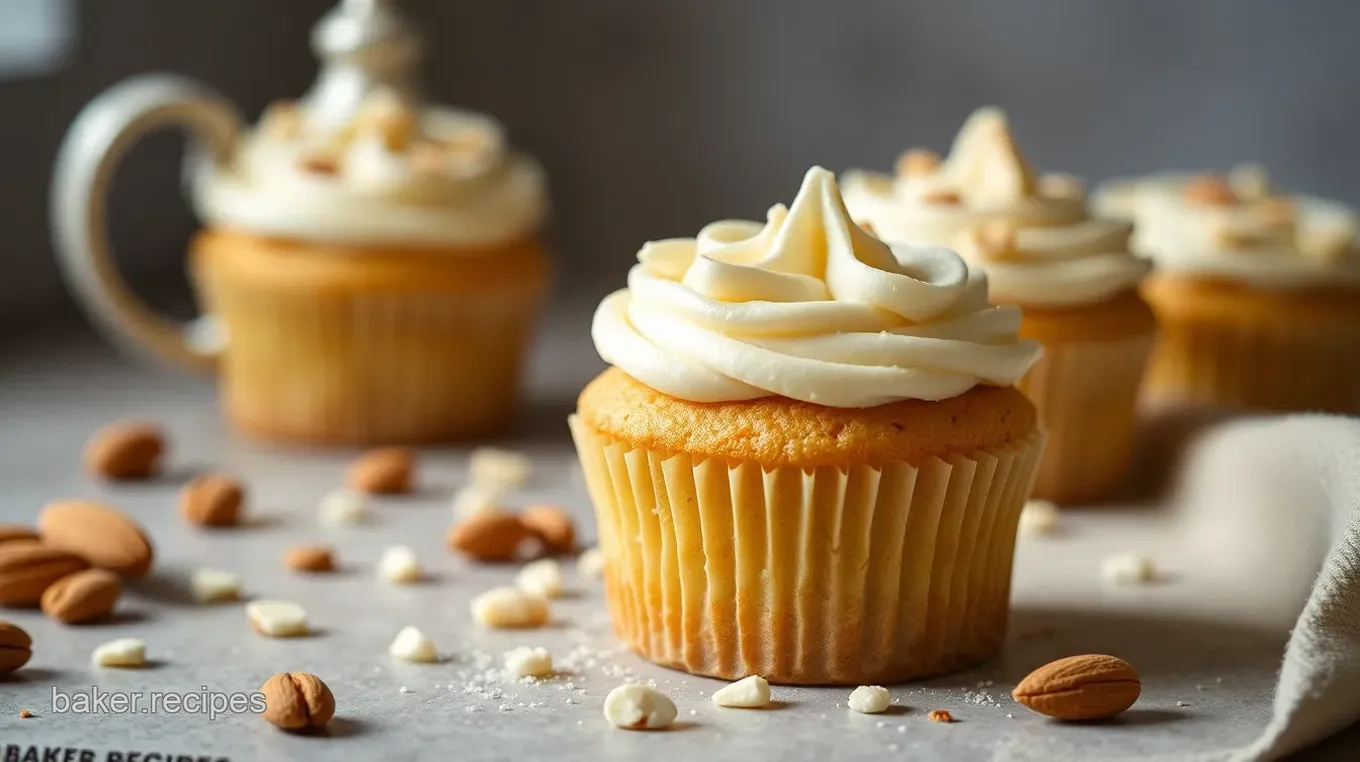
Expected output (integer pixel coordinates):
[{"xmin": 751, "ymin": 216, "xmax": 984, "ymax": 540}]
[{"xmin": 1175, "ymin": 415, "xmax": 1360, "ymax": 761}]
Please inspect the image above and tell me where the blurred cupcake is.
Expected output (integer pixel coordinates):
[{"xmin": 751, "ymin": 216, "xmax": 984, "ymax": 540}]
[
  {"xmin": 570, "ymin": 167, "xmax": 1044, "ymax": 684},
  {"xmin": 845, "ymin": 109, "xmax": 1155, "ymax": 504},
  {"xmin": 1094, "ymin": 166, "xmax": 1360, "ymax": 414},
  {"xmin": 190, "ymin": 88, "xmax": 550, "ymax": 444}
]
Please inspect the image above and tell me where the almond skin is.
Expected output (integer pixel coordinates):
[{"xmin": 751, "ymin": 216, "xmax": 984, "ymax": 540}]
[
  {"xmin": 348, "ymin": 448, "xmax": 415, "ymax": 495},
  {"xmin": 446, "ymin": 513, "xmax": 530, "ymax": 562},
  {"xmin": 84, "ymin": 421, "xmax": 165, "ymax": 481},
  {"xmin": 260, "ymin": 672, "xmax": 336, "ymax": 729},
  {"xmin": 0, "ymin": 543, "xmax": 91, "ymax": 607},
  {"xmin": 180, "ymin": 475, "xmax": 245, "ymax": 527},
  {"xmin": 40, "ymin": 569, "xmax": 122, "ymax": 624},
  {"xmin": 520, "ymin": 504, "xmax": 576, "ymax": 555},
  {"xmin": 284, "ymin": 545, "xmax": 336, "ymax": 574},
  {"xmin": 0, "ymin": 621, "xmax": 33, "ymax": 674},
  {"xmin": 1012, "ymin": 654, "xmax": 1141, "ymax": 721},
  {"xmin": 38, "ymin": 501, "xmax": 154, "ymax": 578}
]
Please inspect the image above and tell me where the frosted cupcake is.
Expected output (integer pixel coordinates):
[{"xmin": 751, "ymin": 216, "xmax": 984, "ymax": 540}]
[
  {"xmin": 1095, "ymin": 167, "xmax": 1360, "ymax": 414},
  {"xmin": 570, "ymin": 167, "xmax": 1044, "ymax": 684},
  {"xmin": 844, "ymin": 109, "xmax": 1155, "ymax": 504}
]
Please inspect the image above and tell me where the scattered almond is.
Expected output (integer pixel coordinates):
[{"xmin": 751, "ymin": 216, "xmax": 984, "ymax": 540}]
[
  {"xmin": 18, "ymin": 709, "xmax": 31, "ymax": 719},
  {"xmin": 928, "ymin": 709, "xmax": 954, "ymax": 723},
  {"xmin": 0, "ymin": 526, "xmax": 38, "ymax": 545},
  {"xmin": 284, "ymin": 545, "xmax": 335, "ymax": 574},
  {"xmin": 446, "ymin": 512, "xmax": 531, "ymax": 562},
  {"xmin": 520, "ymin": 504, "xmax": 576, "ymax": 555},
  {"xmin": 84, "ymin": 421, "xmax": 164, "ymax": 481},
  {"xmin": 1185, "ymin": 175, "xmax": 1238, "ymax": 206},
  {"xmin": 259, "ymin": 672, "xmax": 336, "ymax": 730},
  {"xmin": 896, "ymin": 148, "xmax": 941, "ymax": 178},
  {"xmin": 1012, "ymin": 654, "xmax": 1141, "ymax": 721},
  {"xmin": 712, "ymin": 675, "xmax": 771, "ymax": 709},
  {"xmin": 38, "ymin": 500, "xmax": 154, "ymax": 578},
  {"xmin": 40, "ymin": 569, "xmax": 121, "ymax": 624},
  {"xmin": 0, "ymin": 621, "xmax": 33, "ymax": 674},
  {"xmin": 0, "ymin": 542, "xmax": 91, "ymax": 607},
  {"xmin": 348, "ymin": 448, "xmax": 416, "ymax": 495},
  {"xmin": 603, "ymin": 684, "xmax": 677, "ymax": 730},
  {"xmin": 180, "ymin": 474, "xmax": 245, "ymax": 527}
]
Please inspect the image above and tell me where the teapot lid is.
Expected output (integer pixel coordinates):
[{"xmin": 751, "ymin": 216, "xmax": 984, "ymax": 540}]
[{"xmin": 302, "ymin": 0, "xmax": 423, "ymax": 132}]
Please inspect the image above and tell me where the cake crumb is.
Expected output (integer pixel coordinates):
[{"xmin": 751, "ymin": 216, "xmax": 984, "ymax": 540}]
[
  {"xmin": 19, "ymin": 710, "xmax": 32, "ymax": 718},
  {"xmin": 928, "ymin": 709, "xmax": 954, "ymax": 723}
]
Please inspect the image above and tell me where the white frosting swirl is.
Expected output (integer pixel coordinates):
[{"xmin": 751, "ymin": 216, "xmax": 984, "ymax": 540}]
[
  {"xmin": 1093, "ymin": 168, "xmax": 1360, "ymax": 290},
  {"xmin": 842, "ymin": 108, "xmax": 1150, "ymax": 307},
  {"xmin": 193, "ymin": 92, "xmax": 547, "ymax": 248},
  {"xmin": 591, "ymin": 167, "xmax": 1042, "ymax": 407}
]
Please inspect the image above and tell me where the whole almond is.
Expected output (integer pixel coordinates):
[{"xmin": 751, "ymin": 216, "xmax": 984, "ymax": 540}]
[
  {"xmin": 284, "ymin": 545, "xmax": 335, "ymax": 574},
  {"xmin": 520, "ymin": 504, "xmax": 576, "ymax": 555},
  {"xmin": 259, "ymin": 672, "xmax": 336, "ymax": 730},
  {"xmin": 0, "ymin": 621, "xmax": 33, "ymax": 674},
  {"xmin": 38, "ymin": 501, "xmax": 154, "ymax": 578},
  {"xmin": 1012, "ymin": 654, "xmax": 1141, "ymax": 721},
  {"xmin": 347, "ymin": 448, "xmax": 415, "ymax": 495},
  {"xmin": 0, "ymin": 543, "xmax": 91, "ymax": 607},
  {"xmin": 446, "ymin": 513, "xmax": 530, "ymax": 562},
  {"xmin": 0, "ymin": 526, "xmax": 39, "ymax": 545},
  {"xmin": 180, "ymin": 475, "xmax": 245, "ymax": 527},
  {"xmin": 84, "ymin": 421, "xmax": 165, "ymax": 481},
  {"xmin": 40, "ymin": 569, "xmax": 121, "ymax": 624},
  {"xmin": 1185, "ymin": 175, "xmax": 1238, "ymax": 207}
]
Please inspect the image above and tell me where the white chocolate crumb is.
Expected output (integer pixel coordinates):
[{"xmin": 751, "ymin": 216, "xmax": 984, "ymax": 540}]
[
  {"xmin": 245, "ymin": 600, "xmax": 309, "ymax": 637},
  {"xmin": 469, "ymin": 447, "xmax": 532, "ymax": 490},
  {"xmin": 318, "ymin": 489, "xmax": 368, "ymax": 526},
  {"xmin": 471, "ymin": 586, "xmax": 550, "ymax": 629},
  {"xmin": 92, "ymin": 638, "xmax": 146, "ymax": 668},
  {"xmin": 1177, "ymin": 701, "xmax": 1190, "ymax": 707},
  {"xmin": 577, "ymin": 546, "xmax": 605, "ymax": 579},
  {"xmin": 712, "ymin": 675, "xmax": 770, "ymax": 708},
  {"xmin": 516, "ymin": 558, "xmax": 564, "ymax": 599},
  {"xmin": 399, "ymin": 686, "xmax": 410, "ymax": 694},
  {"xmin": 1101, "ymin": 552, "xmax": 1157, "ymax": 585},
  {"xmin": 450, "ymin": 484, "xmax": 508, "ymax": 521},
  {"xmin": 848, "ymin": 685, "xmax": 891, "ymax": 714},
  {"xmin": 603, "ymin": 684, "xmax": 677, "ymax": 730},
  {"xmin": 377, "ymin": 545, "xmax": 423, "ymax": 584},
  {"xmin": 1018, "ymin": 499, "xmax": 1060, "ymax": 536},
  {"xmin": 504, "ymin": 647, "xmax": 553, "ymax": 677},
  {"xmin": 389, "ymin": 626, "xmax": 438, "ymax": 663},
  {"xmin": 189, "ymin": 568, "xmax": 241, "ymax": 603},
  {"xmin": 889, "ymin": 744, "xmax": 900, "ymax": 752}
]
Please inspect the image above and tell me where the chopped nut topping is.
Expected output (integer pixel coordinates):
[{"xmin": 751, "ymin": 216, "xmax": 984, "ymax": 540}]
[
  {"xmin": 896, "ymin": 148, "xmax": 941, "ymax": 178},
  {"xmin": 920, "ymin": 189, "xmax": 963, "ymax": 206},
  {"xmin": 1185, "ymin": 175, "xmax": 1238, "ymax": 206},
  {"xmin": 299, "ymin": 153, "xmax": 340, "ymax": 176},
  {"xmin": 928, "ymin": 709, "xmax": 954, "ymax": 723}
]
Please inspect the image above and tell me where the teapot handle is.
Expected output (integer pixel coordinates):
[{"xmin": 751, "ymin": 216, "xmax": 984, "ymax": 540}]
[{"xmin": 51, "ymin": 74, "xmax": 243, "ymax": 373}]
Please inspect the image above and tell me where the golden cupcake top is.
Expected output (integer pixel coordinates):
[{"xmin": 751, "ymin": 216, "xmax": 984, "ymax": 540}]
[
  {"xmin": 1093, "ymin": 165, "xmax": 1360, "ymax": 290},
  {"xmin": 842, "ymin": 108, "xmax": 1150, "ymax": 308},
  {"xmin": 590, "ymin": 166, "xmax": 1042, "ymax": 408}
]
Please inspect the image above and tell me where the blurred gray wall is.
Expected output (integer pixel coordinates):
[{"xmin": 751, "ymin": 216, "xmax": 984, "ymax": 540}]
[{"xmin": 3, "ymin": 0, "xmax": 1360, "ymax": 335}]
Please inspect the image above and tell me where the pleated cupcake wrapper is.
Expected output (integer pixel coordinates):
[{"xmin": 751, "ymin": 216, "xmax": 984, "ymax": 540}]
[
  {"xmin": 1143, "ymin": 314, "xmax": 1360, "ymax": 415},
  {"xmin": 569, "ymin": 415, "xmax": 1046, "ymax": 685},
  {"xmin": 1018, "ymin": 331, "xmax": 1156, "ymax": 504},
  {"xmin": 202, "ymin": 281, "xmax": 541, "ymax": 445}
]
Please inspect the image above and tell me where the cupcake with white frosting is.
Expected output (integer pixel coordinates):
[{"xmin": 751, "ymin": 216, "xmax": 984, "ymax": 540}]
[
  {"xmin": 1094, "ymin": 166, "xmax": 1360, "ymax": 414},
  {"xmin": 189, "ymin": 86, "xmax": 550, "ymax": 444},
  {"xmin": 844, "ymin": 108, "xmax": 1157, "ymax": 504},
  {"xmin": 570, "ymin": 167, "xmax": 1044, "ymax": 684}
]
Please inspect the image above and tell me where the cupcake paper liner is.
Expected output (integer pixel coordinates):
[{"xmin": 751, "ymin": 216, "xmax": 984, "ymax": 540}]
[
  {"xmin": 1018, "ymin": 331, "xmax": 1156, "ymax": 504},
  {"xmin": 569, "ymin": 415, "xmax": 1045, "ymax": 685}
]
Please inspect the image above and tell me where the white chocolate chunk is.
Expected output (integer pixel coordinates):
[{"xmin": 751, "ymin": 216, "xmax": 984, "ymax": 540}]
[
  {"xmin": 516, "ymin": 558, "xmax": 563, "ymax": 599},
  {"xmin": 504, "ymin": 646, "xmax": 553, "ymax": 677},
  {"xmin": 189, "ymin": 568, "xmax": 241, "ymax": 603},
  {"xmin": 469, "ymin": 447, "xmax": 531, "ymax": 490},
  {"xmin": 246, "ymin": 600, "xmax": 309, "ymax": 637},
  {"xmin": 92, "ymin": 638, "xmax": 146, "ymax": 668},
  {"xmin": 577, "ymin": 546, "xmax": 605, "ymax": 579},
  {"xmin": 848, "ymin": 685, "xmax": 891, "ymax": 714},
  {"xmin": 603, "ymin": 684, "xmax": 677, "ymax": 730},
  {"xmin": 471, "ymin": 586, "xmax": 549, "ymax": 629},
  {"xmin": 712, "ymin": 675, "xmax": 771, "ymax": 708},
  {"xmin": 318, "ymin": 489, "xmax": 368, "ymax": 526},
  {"xmin": 377, "ymin": 545, "xmax": 422, "ymax": 584},
  {"xmin": 388, "ymin": 626, "xmax": 438, "ymax": 663},
  {"xmin": 1018, "ymin": 499, "xmax": 1060, "ymax": 536},
  {"xmin": 450, "ymin": 485, "xmax": 507, "ymax": 521},
  {"xmin": 1101, "ymin": 553, "xmax": 1156, "ymax": 585}
]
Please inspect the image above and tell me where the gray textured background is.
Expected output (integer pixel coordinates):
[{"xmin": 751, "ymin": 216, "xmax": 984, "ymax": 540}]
[{"xmin": 4, "ymin": 0, "xmax": 1360, "ymax": 333}]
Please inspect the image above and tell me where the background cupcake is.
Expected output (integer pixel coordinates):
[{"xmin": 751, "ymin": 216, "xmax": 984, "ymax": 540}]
[
  {"xmin": 571, "ymin": 167, "xmax": 1043, "ymax": 684},
  {"xmin": 1095, "ymin": 168, "xmax": 1360, "ymax": 414},
  {"xmin": 845, "ymin": 109, "xmax": 1155, "ymax": 504}
]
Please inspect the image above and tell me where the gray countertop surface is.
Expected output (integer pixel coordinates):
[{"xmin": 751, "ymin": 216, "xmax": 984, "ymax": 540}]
[{"xmin": 0, "ymin": 318, "xmax": 1356, "ymax": 762}]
